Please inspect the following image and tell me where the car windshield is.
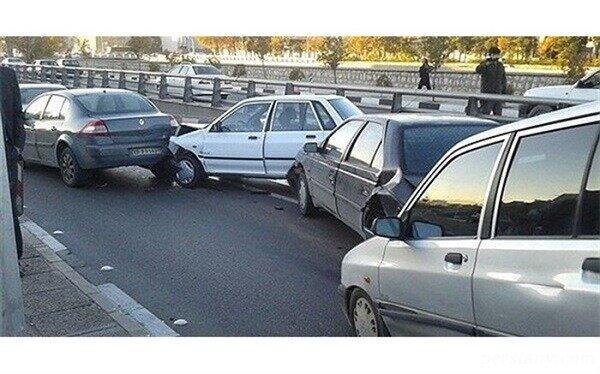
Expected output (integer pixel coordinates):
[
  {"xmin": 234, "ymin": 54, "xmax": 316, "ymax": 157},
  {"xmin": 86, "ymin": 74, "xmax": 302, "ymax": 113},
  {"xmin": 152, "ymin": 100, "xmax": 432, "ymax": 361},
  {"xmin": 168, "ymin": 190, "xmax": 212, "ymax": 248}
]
[
  {"xmin": 40, "ymin": 60, "xmax": 58, "ymax": 66},
  {"xmin": 327, "ymin": 98, "xmax": 362, "ymax": 120},
  {"xmin": 62, "ymin": 60, "xmax": 80, "ymax": 67},
  {"xmin": 76, "ymin": 92, "xmax": 157, "ymax": 115},
  {"xmin": 402, "ymin": 124, "xmax": 494, "ymax": 176},
  {"xmin": 193, "ymin": 65, "xmax": 221, "ymax": 75},
  {"xmin": 21, "ymin": 88, "xmax": 59, "ymax": 105}
]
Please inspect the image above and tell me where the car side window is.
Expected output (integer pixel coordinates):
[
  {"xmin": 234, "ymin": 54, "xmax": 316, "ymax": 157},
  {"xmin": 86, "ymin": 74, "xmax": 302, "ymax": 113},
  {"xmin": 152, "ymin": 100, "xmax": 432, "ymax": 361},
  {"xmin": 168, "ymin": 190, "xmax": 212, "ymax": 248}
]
[
  {"xmin": 323, "ymin": 120, "xmax": 364, "ymax": 161},
  {"xmin": 43, "ymin": 96, "xmax": 65, "ymax": 120},
  {"xmin": 312, "ymin": 101, "xmax": 336, "ymax": 130},
  {"xmin": 496, "ymin": 124, "xmax": 598, "ymax": 237},
  {"xmin": 581, "ymin": 72, "xmax": 600, "ymax": 89},
  {"xmin": 169, "ymin": 66, "xmax": 181, "ymax": 74},
  {"xmin": 580, "ymin": 140, "xmax": 599, "ymax": 236},
  {"xmin": 371, "ymin": 142, "xmax": 383, "ymax": 171},
  {"xmin": 25, "ymin": 96, "xmax": 49, "ymax": 120},
  {"xmin": 346, "ymin": 122, "xmax": 384, "ymax": 169},
  {"xmin": 407, "ymin": 142, "xmax": 502, "ymax": 239},
  {"xmin": 271, "ymin": 102, "xmax": 320, "ymax": 132},
  {"xmin": 219, "ymin": 103, "xmax": 271, "ymax": 133},
  {"xmin": 179, "ymin": 66, "xmax": 189, "ymax": 75},
  {"xmin": 59, "ymin": 99, "xmax": 71, "ymax": 120}
]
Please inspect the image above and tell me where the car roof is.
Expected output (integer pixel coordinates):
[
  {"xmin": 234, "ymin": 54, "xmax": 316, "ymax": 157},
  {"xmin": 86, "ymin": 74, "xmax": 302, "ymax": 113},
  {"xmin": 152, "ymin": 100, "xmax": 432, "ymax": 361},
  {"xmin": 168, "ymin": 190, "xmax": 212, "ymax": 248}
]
[
  {"xmin": 19, "ymin": 83, "xmax": 66, "ymax": 90},
  {"xmin": 354, "ymin": 112, "xmax": 499, "ymax": 127},
  {"xmin": 451, "ymin": 101, "xmax": 599, "ymax": 150},
  {"xmin": 239, "ymin": 94, "xmax": 345, "ymax": 103},
  {"xmin": 43, "ymin": 88, "xmax": 138, "ymax": 98}
]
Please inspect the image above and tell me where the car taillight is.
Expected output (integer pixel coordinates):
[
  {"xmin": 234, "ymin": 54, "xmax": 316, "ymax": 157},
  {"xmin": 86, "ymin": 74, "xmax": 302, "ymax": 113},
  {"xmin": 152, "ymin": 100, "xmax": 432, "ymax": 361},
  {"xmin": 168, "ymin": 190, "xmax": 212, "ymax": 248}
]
[{"xmin": 81, "ymin": 119, "xmax": 108, "ymax": 136}]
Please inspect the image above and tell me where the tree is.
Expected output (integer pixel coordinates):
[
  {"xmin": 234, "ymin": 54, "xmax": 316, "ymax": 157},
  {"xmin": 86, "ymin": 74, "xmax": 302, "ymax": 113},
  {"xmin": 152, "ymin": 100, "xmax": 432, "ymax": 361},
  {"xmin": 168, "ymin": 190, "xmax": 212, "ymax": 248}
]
[
  {"xmin": 195, "ymin": 37, "xmax": 239, "ymax": 54},
  {"xmin": 316, "ymin": 37, "xmax": 348, "ymax": 83},
  {"xmin": 5, "ymin": 37, "xmax": 70, "ymax": 61},
  {"xmin": 414, "ymin": 37, "xmax": 451, "ymax": 68},
  {"xmin": 127, "ymin": 37, "xmax": 162, "ymax": 57},
  {"xmin": 554, "ymin": 37, "xmax": 590, "ymax": 83},
  {"xmin": 75, "ymin": 38, "xmax": 92, "ymax": 57},
  {"xmin": 450, "ymin": 37, "xmax": 477, "ymax": 62},
  {"xmin": 244, "ymin": 37, "xmax": 272, "ymax": 78}
]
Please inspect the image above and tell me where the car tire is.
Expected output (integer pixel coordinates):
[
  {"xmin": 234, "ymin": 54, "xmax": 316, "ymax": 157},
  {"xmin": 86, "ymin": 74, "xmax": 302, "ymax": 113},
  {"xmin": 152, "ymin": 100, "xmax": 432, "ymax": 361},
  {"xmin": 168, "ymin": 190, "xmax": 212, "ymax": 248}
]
[
  {"xmin": 527, "ymin": 104, "xmax": 553, "ymax": 118},
  {"xmin": 296, "ymin": 170, "xmax": 316, "ymax": 217},
  {"xmin": 349, "ymin": 288, "xmax": 389, "ymax": 337},
  {"xmin": 148, "ymin": 158, "xmax": 174, "ymax": 181},
  {"xmin": 174, "ymin": 152, "xmax": 206, "ymax": 188},
  {"xmin": 58, "ymin": 146, "xmax": 90, "ymax": 188}
]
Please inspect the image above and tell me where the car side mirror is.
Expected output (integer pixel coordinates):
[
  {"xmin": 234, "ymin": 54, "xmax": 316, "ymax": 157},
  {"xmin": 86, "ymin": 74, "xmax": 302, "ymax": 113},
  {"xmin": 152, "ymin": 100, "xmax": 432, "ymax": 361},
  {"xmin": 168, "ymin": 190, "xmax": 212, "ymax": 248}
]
[
  {"xmin": 372, "ymin": 217, "xmax": 404, "ymax": 239},
  {"xmin": 303, "ymin": 142, "xmax": 319, "ymax": 153}
]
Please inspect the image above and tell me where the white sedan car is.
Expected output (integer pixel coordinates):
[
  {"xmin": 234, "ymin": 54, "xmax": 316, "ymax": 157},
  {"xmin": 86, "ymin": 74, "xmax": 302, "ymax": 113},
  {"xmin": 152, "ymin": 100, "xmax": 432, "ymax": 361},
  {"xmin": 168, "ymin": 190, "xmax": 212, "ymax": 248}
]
[
  {"xmin": 168, "ymin": 95, "xmax": 362, "ymax": 187},
  {"xmin": 163, "ymin": 63, "xmax": 234, "ymax": 99}
]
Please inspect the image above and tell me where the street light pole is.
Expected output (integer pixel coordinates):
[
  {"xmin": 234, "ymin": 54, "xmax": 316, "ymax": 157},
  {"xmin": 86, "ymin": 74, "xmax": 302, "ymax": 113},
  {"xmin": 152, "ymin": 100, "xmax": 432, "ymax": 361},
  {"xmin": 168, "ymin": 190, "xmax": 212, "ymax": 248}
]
[{"xmin": 0, "ymin": 109, "xmax": 25, "ymax": 336}]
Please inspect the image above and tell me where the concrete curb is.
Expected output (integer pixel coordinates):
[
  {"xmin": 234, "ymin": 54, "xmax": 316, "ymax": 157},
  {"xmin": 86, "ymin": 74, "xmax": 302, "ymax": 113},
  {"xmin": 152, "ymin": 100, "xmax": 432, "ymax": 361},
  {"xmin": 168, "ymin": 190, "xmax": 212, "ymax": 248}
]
[{"xmin": 20, "ymin": 217, "xmax": 157, "ymax": 337}]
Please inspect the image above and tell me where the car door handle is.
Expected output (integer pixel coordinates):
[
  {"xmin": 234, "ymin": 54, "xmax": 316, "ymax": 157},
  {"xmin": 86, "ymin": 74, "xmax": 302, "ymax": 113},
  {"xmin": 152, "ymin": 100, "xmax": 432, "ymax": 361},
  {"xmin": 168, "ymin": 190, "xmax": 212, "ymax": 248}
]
[
  {"xmin": 582, "ymin": 258, "xmax": 600, "ymax": 273},
  {"xmin": 305, "ymin": 134, "xmax": 316, "ymax": 139},
  {"xmin": 248, "ymin": 135, "xmax": 258, "ymax": 140},
  {"xmin": 444, "ymin": 253, "xmax": 466, "ymax": 265}
]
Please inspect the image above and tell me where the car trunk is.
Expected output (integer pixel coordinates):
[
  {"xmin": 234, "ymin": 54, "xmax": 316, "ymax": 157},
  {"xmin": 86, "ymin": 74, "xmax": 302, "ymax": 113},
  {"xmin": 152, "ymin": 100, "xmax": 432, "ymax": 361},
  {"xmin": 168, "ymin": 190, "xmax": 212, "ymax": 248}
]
[{"xmin": 100, "ymin": 112, "xmax": 172, "ymax": 145}]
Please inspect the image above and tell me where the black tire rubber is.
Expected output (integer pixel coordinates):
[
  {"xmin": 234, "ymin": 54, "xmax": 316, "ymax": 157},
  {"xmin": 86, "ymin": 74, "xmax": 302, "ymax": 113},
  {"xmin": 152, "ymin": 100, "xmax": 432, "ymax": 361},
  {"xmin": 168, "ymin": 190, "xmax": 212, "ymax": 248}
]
[
  {"xmin": 527, "ymin": 104, "xmax": 553, "ymax": 118},
  {"xmin": 174, "ymin": 152, "xmax": 206, "ymax": 188},
  {"xmin": 349, "ymin": 288, "xmax": 389, "ymax": 337},
  {"xmin": 148, "ymin": 158, "xmax": 175, "ymax": 181},
  {"xmin": 58, "ymin": 146, "xmax": 90, "ymax": 188},
  {"xmin": 296, "ymin": 170, "xmax": 317, "ymax": 217}
]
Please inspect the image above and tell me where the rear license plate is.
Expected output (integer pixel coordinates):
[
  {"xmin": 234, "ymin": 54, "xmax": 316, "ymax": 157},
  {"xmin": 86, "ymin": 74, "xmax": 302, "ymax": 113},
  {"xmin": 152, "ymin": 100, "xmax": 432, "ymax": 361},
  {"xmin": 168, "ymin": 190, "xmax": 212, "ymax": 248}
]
[{"xmin": 130, "ymin": 147, "xmax": 162, "ymax": 156}]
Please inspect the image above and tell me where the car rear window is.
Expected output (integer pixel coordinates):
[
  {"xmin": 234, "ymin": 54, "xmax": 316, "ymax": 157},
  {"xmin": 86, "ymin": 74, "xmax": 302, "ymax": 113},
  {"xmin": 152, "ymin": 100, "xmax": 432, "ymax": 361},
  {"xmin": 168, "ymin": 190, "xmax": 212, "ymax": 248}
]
[
  {"xmin": 402, "ymin": 125, "xmax": 493, "ymax": 176},
  {"xmin": 76, "ymin": 92, "xmax": 157, "ymax": 115},
  {"xmin": 327, "ymin": 98, "xmax": 362, "ymax": 120},
  {"xmin": 63, "ymin": 60, "xmax": 80, "ymax": 67},
  {"xmin": 193, "ymin": 65, "xmax": 221, "ymax": 75}
]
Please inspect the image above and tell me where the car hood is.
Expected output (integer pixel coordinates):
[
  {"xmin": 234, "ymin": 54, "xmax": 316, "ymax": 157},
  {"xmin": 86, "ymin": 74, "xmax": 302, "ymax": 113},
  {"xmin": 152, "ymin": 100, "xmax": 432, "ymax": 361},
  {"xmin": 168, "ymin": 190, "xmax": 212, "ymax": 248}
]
[{"xmin": 524, "ymin": 85, "xmax": 572, "ymax": 98}]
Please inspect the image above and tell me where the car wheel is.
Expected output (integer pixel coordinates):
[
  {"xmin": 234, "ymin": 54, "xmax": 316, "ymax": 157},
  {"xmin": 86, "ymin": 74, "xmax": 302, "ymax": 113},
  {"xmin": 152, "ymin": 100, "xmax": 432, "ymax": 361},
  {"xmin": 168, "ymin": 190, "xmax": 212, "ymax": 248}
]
[
  {"xmin": 59, "ymin": 146, "xmax": 89, "ymax": 187},
  {"xmin": 349, "ymin": 288, "xmax": 388, "ymax": 337},
  {"xmin": 296, "ymin": 170, "xmax": 316, "ymax": 216},
  {"xmin": 174, "ymin": 152, "xmax": 205, "ymax": 188},
  {"xmin": 527, "ymin": 104, "xmax": 553, "ymax": 118},
  {"xmin": 149, "ymin": 158, "xmax": 174, "ymax": 181}
]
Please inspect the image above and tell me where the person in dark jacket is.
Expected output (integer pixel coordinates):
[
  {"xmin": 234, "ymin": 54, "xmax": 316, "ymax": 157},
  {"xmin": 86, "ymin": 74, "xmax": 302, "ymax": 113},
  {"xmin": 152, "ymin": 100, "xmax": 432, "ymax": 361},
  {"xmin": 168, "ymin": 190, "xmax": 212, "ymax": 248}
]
[
  {"xmin": 475, "ymin": 47, "xmax": 507, "ymax": 115},
  {"xmin": 1, "ymin": 65, "xmax": 25, "ymax": 261},
  {"xmin": 418, "ymin": 58, "xmax": 433, "ymax": 90}
]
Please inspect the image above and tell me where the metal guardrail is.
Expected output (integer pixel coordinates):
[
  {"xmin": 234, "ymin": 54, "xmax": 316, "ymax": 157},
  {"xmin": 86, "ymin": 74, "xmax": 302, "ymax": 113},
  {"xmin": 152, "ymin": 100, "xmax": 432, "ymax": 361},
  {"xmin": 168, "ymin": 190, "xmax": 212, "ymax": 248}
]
[{"xmin": 6, "ymin": 63, "xmax": 588, "ymax": 123}]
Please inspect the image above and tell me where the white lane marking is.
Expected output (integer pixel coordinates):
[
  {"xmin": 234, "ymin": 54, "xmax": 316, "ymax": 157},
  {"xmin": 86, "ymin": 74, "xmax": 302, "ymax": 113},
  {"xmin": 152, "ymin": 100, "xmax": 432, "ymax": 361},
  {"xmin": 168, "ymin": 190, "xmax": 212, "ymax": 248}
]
[
  {"xmin": 21, "ymin": 220, "xmax": 67, "ymax": 252},
  {"xmin": 98, "ymin": 283, "xmax": 179, "ymax": 337}
]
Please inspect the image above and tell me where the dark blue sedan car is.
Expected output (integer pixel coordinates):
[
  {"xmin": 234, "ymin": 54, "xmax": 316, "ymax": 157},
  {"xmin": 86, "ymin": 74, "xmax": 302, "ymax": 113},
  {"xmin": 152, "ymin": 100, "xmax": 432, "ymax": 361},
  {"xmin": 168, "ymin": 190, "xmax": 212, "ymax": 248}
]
[{"xmin": 22, "ymin": 88, "xmax": 178, "ymax": 186}]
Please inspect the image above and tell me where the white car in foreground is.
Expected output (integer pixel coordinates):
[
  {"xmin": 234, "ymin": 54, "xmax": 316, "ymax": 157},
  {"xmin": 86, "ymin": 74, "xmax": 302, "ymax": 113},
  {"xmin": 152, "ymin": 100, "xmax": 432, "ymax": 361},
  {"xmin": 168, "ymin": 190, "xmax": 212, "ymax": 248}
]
[
  {"xmin": 168, "ymin": 95, "xmax": 362, "ymax": 187},
  {"xmin": 521, "ymin": 68, "xmax": 599, "ymax": 117}
]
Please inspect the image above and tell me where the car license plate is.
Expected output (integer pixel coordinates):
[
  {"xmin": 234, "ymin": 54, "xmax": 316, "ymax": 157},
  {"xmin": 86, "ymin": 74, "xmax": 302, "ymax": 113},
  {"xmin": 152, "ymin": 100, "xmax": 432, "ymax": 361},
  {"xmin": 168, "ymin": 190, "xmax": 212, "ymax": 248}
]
[{"xmin": 130, "ymin": 147, "xmax": 162, "ymax": 156}]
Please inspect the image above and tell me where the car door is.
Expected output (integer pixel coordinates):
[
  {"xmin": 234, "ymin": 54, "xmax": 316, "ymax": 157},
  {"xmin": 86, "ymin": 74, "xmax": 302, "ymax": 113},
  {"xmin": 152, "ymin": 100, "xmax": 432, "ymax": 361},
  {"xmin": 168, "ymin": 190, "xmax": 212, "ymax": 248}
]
[
  {"xmin": 35, "ymin": 95, "xmax": 66, "ymax": 164},
  {"xmin": 305, "ymin": 119, "xmax": 364, "ymax": 214},
  {"xmin": 22, "ymin": 95, "xmax": 50, "ymax": 162},
  {"xmin": 335, "ymin": 121, "xmax": 384, "ymax": 234},
  {"xmin": 473, "ymin": 120, "xmax": 600, "ymax": 336},
  {"xmin": 201, "ymin": 101, "xmax": 272, "ymax": 176},
  {"xmin": 378, "ymin": 137, "xmax": 506, "ymax": 336},
  {"xmin": 264, "ymin": 101, "xmax": 326, "ymax": 178}
]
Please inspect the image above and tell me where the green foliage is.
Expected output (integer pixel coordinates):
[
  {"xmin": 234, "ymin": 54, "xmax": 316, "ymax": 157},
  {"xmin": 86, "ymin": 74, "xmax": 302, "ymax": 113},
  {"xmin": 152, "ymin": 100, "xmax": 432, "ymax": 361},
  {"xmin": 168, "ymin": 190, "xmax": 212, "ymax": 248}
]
[
  {"xmin": 317, "ymin": 37, "xmax": 348, "ymax": 83},
  {"xmin": 206, "ymin": 56, "xmax": 222, "ymax": 69},
  {"xmin": 127, "ymin": 37, "xmax": 162, "ymax": 57},
  {"xmin": 554, "ymin": 37, "xmax": 590, "ymax": 83},
  {"xmin": 148, "ymin": 62, "xmax": 161, "ymax": 72},
  {"xmin": 232, "ymin": 64, "xmax": 247, "ymax": 77},
  {"xmin": 375, "ymin": 74, "xmax": 393, "ymax": 87},
  {"xmin": 5, "ymin": 36, "xmax": 71, "ymax": 62},
  {"xmin": 288, "ymin": 68, "xmax": 306, "ymax": 81},
  {"xmin": 414, "ymin": 37, "xmax": 452, "ymax": 68}
]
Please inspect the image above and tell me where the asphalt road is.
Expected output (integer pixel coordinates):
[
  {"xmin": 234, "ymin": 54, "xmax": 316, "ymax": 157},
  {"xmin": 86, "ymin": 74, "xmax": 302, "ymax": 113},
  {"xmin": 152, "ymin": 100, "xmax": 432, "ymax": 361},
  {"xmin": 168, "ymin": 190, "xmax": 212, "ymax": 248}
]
[{"xmin": 23, "ymin": 164, "xmax": 362, "ymax": 336}]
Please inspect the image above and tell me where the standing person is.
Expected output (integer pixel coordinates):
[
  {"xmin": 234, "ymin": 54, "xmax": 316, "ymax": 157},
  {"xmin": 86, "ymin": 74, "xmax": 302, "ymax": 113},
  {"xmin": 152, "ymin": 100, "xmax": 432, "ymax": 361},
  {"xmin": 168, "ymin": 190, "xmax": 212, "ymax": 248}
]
[
  {"xmin": 475, "ymin": 46, "xmax": 507, "ymax": 115},
  {"xmin": 1, "ymin": 65, "xmax": 25, "ymax": 261},
  {"xmin": 418, "ymin": 58, "xmax": 433, "ymax": 90}
]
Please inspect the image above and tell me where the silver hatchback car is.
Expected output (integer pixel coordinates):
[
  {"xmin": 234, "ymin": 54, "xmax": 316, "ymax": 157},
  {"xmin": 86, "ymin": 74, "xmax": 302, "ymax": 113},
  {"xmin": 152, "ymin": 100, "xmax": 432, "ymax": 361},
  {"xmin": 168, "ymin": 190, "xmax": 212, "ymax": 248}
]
[{"xmin": 340, "ymin": 102, "xmax": 600, "ymax": 337}]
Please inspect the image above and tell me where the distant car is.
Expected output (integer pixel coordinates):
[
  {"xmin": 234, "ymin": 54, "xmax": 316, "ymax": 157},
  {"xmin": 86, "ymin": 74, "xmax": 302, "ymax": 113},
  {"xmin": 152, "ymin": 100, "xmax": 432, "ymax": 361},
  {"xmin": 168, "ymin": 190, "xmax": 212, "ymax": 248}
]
[
  {"xmin": 292, "ymin": 114, "xmax": 497, "ymax": 237},
  {"xmin": 520, "ymin": 68, "xmax": 599, "ymax": 117},
  {"xmin": 169, "ymin": 95, "xmax": 362, "ymax": 188},
  {"xmin": 162, "ymin": 63, "xmax": 234, "ymax": 99},
  {"xmin": 56, "ymin": 58, "xmax": 82, "ymax": 77},
  {"xmin": 22, "ymin": 88, "xmax": 178, "ymax": 187},
  {"xmin": 19, "ymin": 83, "xmax": 66, "ymax": 110},
  {"xmin": 28, "ymin": 59, "xmax": 60, "ymax": 78},
  {"xmin": 341, "ymin": 101, "xmax": 599, "ymax": 337},
  {"xmin": 1, "ymin": 57, "xmax": 26, "ymax": 65}
]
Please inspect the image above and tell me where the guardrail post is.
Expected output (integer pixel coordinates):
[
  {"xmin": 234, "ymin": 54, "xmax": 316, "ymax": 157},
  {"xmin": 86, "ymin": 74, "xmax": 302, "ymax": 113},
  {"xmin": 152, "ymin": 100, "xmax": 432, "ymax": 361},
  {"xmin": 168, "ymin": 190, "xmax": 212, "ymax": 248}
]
[
  {"xmin": 285, "ymin": 82, "xmax": 294, "ymax": 95},
  {"xmin": 246, "ymin": 80, "xmax": 256, "ymax": 98},
  {"xmin": 158, "ymin": 75, "xmax": 168, "ymax": 99},
  {"xmin": 465, "ymin": 97, "xmax": 479, "ymax": 116},
  {"xmin": 39, "ymin": 66, "xmax": 46, "ymax": 82},
  {"xmin": 335, "ymin": 88, "xmax": 345, "ymax": 96},
  {"xmin": 86, "ymin": 69, "xmax": 94, "ymax": 88},
  {"xmin": 101, "ymin": 71, "xmax": 109, "ymax": 88},
  {"xmin": 211, "ymin": 78, "xmax": 222, "ymax": 106},
  {"xmin": 61, "ymin": 68, "xmax": 68, "ymax": 86},
  {"xmin": 391, "ymin": 93, "xmax": 403, "ymax": 113},
  {"xmin": 118, "ymin": 72, "xmax": 126, "ymax": 89},
  {"xmin": 73, "ymin": 69, "xmax": 81, "ymax": 88},
  {"xmin": 137, "ymin": 73, "xmax": 146, "ymax": 95},
  {"xmin": 50, "ymin": 67, "xmax": 58, "ymax": 83},
  {"xmin": 183, "ymin": 77, "xmax": 193, "ymax": 103}
]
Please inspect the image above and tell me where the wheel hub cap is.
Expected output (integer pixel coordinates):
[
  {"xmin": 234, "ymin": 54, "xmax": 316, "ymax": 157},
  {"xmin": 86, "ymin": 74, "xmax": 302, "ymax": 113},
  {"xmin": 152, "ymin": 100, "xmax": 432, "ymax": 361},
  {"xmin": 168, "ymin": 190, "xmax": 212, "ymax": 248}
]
[
  {"xmin": 353, "ymin": 297, "xmax": 378, "ymax": 337},
  {"xmin": 176, "ymin": 160, "xmax": 195, "ymax": 184}
]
